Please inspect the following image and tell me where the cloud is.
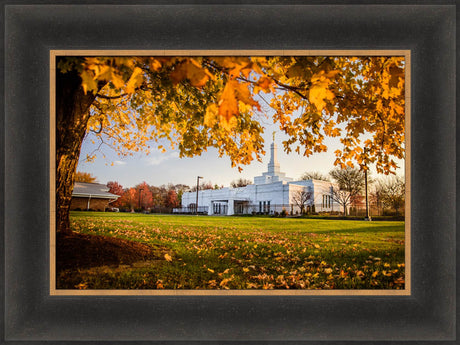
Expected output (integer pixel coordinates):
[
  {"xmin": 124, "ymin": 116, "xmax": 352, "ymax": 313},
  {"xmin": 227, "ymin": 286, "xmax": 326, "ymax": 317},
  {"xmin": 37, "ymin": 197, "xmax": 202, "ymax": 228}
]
[
  {"xmin": 144, "ymin": 152, "xmax": 180, "ymax": 166},
  {"xmin": 113, "ymin": 160, "xmax": 127, "ymax": 166}
]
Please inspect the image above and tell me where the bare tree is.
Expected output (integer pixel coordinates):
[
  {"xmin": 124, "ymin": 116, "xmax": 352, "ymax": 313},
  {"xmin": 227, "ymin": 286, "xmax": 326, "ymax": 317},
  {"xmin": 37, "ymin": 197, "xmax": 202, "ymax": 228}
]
[
  {"xmin": 300, "ymin": 171, "xmax": 330, "ymax": 182},
  {"xmin": 291, "ymin": 189, "xmax": 312, "ymax": 214},
  {"xmin": 230, "ymin": 178, "xmax": 253, "ymax": 188},
  {"xmin": 329, "ymin": 167, "xmax": 365, "ymax": 216},
  {"xmin": 330, "ymin": 187, "xmax": 353, "ymax": 216},
  {"xmin": 190, "ymin": 180, "xmax": 214, "ymax": 192},
  {"xmin": 373, "ymin": 175, "xmax": 405, "ymax": 215}
]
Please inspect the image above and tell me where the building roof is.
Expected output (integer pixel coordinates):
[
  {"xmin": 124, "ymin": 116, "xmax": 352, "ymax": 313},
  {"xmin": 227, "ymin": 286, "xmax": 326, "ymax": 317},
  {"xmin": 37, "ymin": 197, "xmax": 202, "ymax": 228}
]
[{"xmin": 72, "ymin": 182, "xmax": 120, "ymax": 199}]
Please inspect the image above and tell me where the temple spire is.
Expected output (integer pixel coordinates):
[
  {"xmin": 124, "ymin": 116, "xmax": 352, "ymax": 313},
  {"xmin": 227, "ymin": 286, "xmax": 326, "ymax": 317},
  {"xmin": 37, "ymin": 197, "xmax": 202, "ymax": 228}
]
[
  {"xmin": 253, "ymin": 131, "xmax": 293, "ymax": 184},
  {"xmin": 268, "ymin": 132, "xmax": 280, "ymax": 174}
]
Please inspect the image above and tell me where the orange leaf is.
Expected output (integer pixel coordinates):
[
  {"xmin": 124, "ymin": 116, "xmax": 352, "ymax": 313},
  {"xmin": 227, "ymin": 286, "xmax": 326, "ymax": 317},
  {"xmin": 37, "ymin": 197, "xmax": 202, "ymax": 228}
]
[
  {"xmin": 170, "ymin": 59, "xmax": 213, "ymax": 87},
  {"xmin": 126, "ymin": 67, "xmax": 144, "ymax": 93},
  {"xmin": 233, "ymin": 81, "xmax": 261, "ymax": 111},
  {"xmin": 256, "ymin": 76, "xmax": 272, "ymax": 91},
  {"xmin": 218, "ymin": 81, "xmax": 239, "ymax": 128}
]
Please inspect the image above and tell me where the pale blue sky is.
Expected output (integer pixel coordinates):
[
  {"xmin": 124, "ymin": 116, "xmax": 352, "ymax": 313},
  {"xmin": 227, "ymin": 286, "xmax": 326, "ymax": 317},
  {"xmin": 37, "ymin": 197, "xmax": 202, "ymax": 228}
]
[
  {"xmin": 77, "ymin": 105, "xmax": 405, "ymax": 189},
  {"xmin": 78, "ymin": 127, "xmax": 340, "ymax": 188}
]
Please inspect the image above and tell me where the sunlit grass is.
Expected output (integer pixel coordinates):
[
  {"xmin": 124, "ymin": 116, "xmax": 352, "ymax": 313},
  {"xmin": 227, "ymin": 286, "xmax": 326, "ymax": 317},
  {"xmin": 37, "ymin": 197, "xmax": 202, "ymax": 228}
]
[{"xmin": 58, "ymin": 212, "xmax": 405, "ymax": 290}]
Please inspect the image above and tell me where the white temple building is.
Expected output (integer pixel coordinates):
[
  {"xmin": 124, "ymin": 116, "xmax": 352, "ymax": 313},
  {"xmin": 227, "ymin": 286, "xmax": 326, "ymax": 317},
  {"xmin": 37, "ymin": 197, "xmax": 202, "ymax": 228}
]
[{"xmin": 178, "ymin": 138, "xmax": 338, "ymax": 215}]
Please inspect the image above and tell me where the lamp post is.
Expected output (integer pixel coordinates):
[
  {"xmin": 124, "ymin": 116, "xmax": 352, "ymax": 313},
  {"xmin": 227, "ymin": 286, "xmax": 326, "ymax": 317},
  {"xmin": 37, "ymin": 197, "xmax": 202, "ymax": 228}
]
[
  {"xmin": 363, "ymin": 148, "xmax": 371, "ymax": 221},
  {"xmin": 138, "ymin": 187, "xmax": 144, "ymax": 212},
  {"xmin": 195, "ymin": 176, "xmax": 203, "ymax": 215}
]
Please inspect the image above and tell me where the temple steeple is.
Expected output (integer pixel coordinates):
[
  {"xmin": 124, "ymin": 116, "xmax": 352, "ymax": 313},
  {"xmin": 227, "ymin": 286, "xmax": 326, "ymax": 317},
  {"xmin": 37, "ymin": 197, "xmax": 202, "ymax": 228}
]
[
  {"xmin": 267, "ymin": 133, "xmax": 280, "ymax": 174},
  {"xmin": 253, "ymin": 132, "xmax": 293, "ymax": 185}
]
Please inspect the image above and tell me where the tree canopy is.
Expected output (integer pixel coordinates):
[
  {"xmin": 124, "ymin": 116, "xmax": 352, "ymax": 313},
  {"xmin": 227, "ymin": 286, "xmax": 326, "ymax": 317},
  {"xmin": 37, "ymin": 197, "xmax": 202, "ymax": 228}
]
[
  {"xmin": 373, "ymin": 175, "xmax": 405, "ymax": 215},
  {"xmin": 60, "ymin": 55, "xmax": 405, "ymax": 173},
  {"xmin": 300, "ymin": 171, "xmax": 330, "ymax": 182},
  {"xmin": 56, "ymin": 55, "xmax": 405, "ymax": 233},
  {"xmin": 230, "ymin": 178, "xmax": 253, "ymax": 188},
  {"xmin": 74, "ymin": 171, "xmax": 97, "ymax": 183}
]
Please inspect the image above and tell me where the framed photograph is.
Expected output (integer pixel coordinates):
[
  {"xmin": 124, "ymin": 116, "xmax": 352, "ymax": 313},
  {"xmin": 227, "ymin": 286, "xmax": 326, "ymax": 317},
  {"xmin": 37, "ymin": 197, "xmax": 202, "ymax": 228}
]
[
  {"xmin": 50, "ymin": 50, "xmax": 410, "ymax": 296},
  {"xmin": 3, "ymin": 2, "xmax": 456, "ymax": 343}
]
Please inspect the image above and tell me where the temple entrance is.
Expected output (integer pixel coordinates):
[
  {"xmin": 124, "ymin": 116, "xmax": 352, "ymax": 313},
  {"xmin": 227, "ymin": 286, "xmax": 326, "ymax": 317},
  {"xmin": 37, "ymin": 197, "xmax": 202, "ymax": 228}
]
[
  {"xmin": 212, "ymin": 202, "xmax": 228, "ymax": 215},
  {"xmin": 234, "ymin": 201, "xmax": 250, "ymax": 215}
]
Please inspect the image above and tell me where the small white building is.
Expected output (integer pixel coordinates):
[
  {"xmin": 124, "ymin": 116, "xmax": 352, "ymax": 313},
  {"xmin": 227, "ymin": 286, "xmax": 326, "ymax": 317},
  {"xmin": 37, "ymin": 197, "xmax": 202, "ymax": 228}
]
[{"xmin": 179, "ymin": 139, "xmax": 338, "ymax": 215}]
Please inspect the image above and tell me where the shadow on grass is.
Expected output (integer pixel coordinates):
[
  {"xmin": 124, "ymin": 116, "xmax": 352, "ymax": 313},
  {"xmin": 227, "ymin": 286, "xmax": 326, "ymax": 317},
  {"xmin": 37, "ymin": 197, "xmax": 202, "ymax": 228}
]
[{"xmin": 56, "ymin": 232, "xmax": 170, "ymax": 272}]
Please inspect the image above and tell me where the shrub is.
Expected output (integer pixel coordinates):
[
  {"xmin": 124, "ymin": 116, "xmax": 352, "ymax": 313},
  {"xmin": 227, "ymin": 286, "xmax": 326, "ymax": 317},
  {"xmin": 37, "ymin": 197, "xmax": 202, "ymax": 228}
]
[{"xmin": 280, "ymin": 209, "xmax": 288, "ymax": 217}]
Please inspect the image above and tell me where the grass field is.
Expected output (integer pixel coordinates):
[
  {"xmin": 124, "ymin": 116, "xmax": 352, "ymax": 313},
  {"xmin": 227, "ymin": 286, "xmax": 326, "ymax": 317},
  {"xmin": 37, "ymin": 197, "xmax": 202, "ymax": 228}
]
[{"xmin": 57, "ymin": 212, "xmax": 405, "ymax": 290}]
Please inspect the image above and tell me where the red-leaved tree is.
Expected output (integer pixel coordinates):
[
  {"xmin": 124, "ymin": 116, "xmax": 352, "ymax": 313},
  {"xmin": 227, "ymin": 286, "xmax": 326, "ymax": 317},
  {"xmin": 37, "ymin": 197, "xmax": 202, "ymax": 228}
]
[
  {"xmin": 107, "ymin": 181, "xmax": 124, "ymax": 207},
  {"xmin": 164, "ymin": 189, "xmax": 179, "ymax": 208}
]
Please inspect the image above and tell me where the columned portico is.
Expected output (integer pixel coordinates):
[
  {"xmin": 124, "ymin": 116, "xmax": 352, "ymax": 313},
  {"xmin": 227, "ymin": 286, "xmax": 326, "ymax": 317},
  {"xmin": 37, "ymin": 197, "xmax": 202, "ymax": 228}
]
[
  {"xmin": 209, "ymin": 200, "xmax": 229, "ymax": 215},
  {"xmin": 208, "ymin": 198, "xmax": 251, "ymax": 215}
]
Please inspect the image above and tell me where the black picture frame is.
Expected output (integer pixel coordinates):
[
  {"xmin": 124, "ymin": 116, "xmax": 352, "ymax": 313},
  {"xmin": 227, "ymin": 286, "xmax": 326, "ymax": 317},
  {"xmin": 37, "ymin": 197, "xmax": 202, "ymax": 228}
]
[{"xmin": 2, "ymin": 1, "xmax": 456, "ymax": 343}]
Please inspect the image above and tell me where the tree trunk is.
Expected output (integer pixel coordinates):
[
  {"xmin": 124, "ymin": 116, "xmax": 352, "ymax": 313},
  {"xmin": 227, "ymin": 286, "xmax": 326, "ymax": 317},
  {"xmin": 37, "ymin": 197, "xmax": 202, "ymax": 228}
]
[
  {"xmin": 343, "ymin": 204, "xmax": 347, "ymax": 216},
  {"xmin": 56, "ymin": 62, "xmax": 98, "ymax": 234}
]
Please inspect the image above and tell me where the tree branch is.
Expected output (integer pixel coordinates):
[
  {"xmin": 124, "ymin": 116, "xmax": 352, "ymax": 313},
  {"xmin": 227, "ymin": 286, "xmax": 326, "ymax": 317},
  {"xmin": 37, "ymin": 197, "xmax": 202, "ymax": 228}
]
[{"xmin": 96, "ymin": 92, "xmax": 129, "ymax": 100}]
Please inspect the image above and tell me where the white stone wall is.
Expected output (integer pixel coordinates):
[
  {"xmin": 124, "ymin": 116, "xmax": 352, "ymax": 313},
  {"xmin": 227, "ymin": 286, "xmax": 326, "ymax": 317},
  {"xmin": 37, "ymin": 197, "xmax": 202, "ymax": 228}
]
[
  {"xmin": 181, "ymin": 178, "xmax": 341, "ymax": 215},
  {"xmin": 179, "ymin": 138, "xmax": 341, "ymax": 215},
  {"xmin": 182, "ymin": 181, "xmax": 300, "ymax": 215},
  {"xmin": 311, "ymin": 180, "xmax": 336, "ymax": 211}
]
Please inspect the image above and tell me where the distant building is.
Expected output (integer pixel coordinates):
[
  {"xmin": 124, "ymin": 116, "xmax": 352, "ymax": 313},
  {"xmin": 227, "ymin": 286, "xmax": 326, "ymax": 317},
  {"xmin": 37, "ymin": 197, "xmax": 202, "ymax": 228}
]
[
  {"xmin": 70, "ymin": 182, "xmax": 120, "ymax": 211},
  {"xmin": 178, "ymin": 139, "xmax": 338, "ymax": 215}
]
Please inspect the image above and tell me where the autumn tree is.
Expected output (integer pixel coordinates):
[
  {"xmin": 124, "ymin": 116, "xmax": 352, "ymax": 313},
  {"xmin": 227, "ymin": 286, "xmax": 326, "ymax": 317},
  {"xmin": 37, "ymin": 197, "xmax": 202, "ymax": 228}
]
[
  {"xmin": 134, "ymin": 182, "xmax": 154, "ymax": 210},
  {"xmin": 329, "ymin": 167, "xmax": 366, "ymax": 216},
  {"xmin": 291, "ymin": 189, "xmax": 312, "ymax": 214},
  {"xmin": 106, "ymin": 181, "xmax": 124, "ymax": 207},
  {"xmin": 300, "ymin": 171, "xmax": 330, "ymax": 182},
  {"xmin": 164, "ymin": 189, "xmax": 179, "ymax": 208},
  {"xmin": 171, "ymin": 184, "xmax": 190, "ymax": 192},
  {"xmin": 190, "ymin": 180, "xmax": 215, "ymax": 192},
  {"xmin": 56, "ymin": 55, "xmax": 404, "ymax": 233},
  {"xmin": 230, "ymin": 178, "xmax": 253, "ymax": 188},
  {"xmin": 74, "ymin": 171, "xmax": 97, "ymax": 183},
  {"xmin": 173, "ymin": 184, "xmax": 190, "ymax": 207},
  {"xmin": 107, "ymin": 181, "xmax": 123, "ymax": 195},
  {"xmin": 119, "ymin": 188, "xmax": 137, "ymax": 212},
  {"xmin": 147, "ymin": 185, "xmax": 165, "ymax": 208},
  {"xmin": 167, "ymin": 184, "xmax": 190, "ymax": 207}
]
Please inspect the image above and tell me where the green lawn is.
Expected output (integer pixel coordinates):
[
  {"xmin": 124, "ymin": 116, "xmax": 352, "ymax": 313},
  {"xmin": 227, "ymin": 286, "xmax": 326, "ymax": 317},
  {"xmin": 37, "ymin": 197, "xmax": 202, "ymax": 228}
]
[{"xmin": 58, "ymin": 212, "xmax": 405, "ymax": 290}]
